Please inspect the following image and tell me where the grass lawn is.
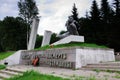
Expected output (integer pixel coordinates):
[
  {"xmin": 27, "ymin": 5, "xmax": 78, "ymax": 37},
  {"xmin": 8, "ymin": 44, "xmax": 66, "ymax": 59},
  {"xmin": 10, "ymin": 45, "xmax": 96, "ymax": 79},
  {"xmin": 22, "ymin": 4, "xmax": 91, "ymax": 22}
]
[
  {"xmin": 0, "ymin": 51, "xmax": 15, "ymax": 60},
  {"xmin": 6, "ymin": 70, "xmax": 69, "ymax": 80},
  {"xmin": 36, "ymin": 42, "xmax": 108, "ymax": 50},
  {"xmin": 6, "ymin": 70, "xmax": 104, "ymax": 80},
  {"xmin": 0, "ymin": 64, "xmax": 6, "ymax": 70}
]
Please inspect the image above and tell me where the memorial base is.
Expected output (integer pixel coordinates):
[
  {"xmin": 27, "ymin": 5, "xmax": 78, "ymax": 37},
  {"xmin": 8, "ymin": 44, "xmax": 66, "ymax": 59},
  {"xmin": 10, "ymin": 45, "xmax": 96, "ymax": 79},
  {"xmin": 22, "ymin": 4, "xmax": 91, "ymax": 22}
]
[
  {"xmin": 52, "ymin": 35, "xmax": 84, "ymax": 45},
  {"xmin": 20, "ymin": 47, "xmax": 115, "ymax": 69}
]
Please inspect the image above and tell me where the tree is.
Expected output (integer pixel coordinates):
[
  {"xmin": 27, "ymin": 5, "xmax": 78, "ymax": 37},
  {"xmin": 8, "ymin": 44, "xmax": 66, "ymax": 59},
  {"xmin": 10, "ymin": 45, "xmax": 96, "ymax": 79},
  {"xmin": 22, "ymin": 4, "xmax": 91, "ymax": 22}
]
[
  {"xmin": 113, "ymin": 0, "xmax": 120, "ymax": 17},
  {"xmin": 72, "ymin": 3, "xmax": 79, "ymax": 21},
  {"xmin": 71, "ymin": 3, "xmax": 80, "ymax": 33},
  {"xmin": 35, "ymin": 35, "xmax": 43, "ymax": 48},
  {"xmin": 100, "ymin": 0, "xmax": 112, "ymax": 23},
  {"xmin": 0, "ymin": 16, "xmax": 28, "ymax": 51},
  {"xmin": 89, "ymin": 0, "xmax": 101, "ymax": 43},
  {"xmin": 0, "ymin": 40, "xmax": 4, "ymax": 52},
  {"xmin": 18, "ymin": 0, "xmax": 39, "ymax": 47},
  {"xmin": 108, "ymin": 0, "xmax": 120, "ymax": 51},
  {"xmin": 18, "ymin": 0, "xmax": 39, "ymax": 24},
  {"xmin": 90, "ymin": 0, "xmax": 100, "ymax": 22},
  {"xmin": 50, "ymin": 33, "xmax": 60, "ymax": 44}
]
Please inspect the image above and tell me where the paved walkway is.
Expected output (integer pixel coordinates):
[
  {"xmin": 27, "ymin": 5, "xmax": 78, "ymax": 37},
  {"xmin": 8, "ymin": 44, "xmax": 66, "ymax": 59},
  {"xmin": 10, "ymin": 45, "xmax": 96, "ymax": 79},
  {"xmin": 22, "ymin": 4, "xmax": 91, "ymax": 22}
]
[{"xmin": 7, "ymin": 65, "xmax": 120, "ymax": 80}]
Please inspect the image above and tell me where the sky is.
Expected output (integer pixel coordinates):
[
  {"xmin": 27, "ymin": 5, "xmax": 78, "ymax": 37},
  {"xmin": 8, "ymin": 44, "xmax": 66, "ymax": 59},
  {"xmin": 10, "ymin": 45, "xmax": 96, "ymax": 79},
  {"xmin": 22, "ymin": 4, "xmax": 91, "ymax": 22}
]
[{"xmin": 0, "ymin": 0, "xmax": 112, "ymax": 35}]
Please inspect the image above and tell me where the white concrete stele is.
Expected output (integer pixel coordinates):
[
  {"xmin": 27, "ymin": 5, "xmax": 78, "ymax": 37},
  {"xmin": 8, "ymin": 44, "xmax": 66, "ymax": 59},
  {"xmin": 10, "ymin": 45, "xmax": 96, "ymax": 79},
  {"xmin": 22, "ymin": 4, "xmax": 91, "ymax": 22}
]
[
  {"xmin": 28, "ymin": 17, "xmax": 39, "ymax": 50},
  {"xmin": 41, "ymin": 30, "xmax": 52, "ymax": 47},
  {"xmin": 52, "ymin": 35, "xmax": 84, "ymax": 45}
]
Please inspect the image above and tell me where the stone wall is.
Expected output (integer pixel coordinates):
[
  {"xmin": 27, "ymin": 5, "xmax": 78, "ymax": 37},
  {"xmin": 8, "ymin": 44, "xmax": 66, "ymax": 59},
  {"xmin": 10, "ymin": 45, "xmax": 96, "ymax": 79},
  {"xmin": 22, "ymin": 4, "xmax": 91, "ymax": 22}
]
[
  {"xmin": 20, "ymin": 47, "xmax": 115, "ymax": 69},
  {"xmin": 76, "ymin": 48, "xmax": 115, "ymax": 68}
]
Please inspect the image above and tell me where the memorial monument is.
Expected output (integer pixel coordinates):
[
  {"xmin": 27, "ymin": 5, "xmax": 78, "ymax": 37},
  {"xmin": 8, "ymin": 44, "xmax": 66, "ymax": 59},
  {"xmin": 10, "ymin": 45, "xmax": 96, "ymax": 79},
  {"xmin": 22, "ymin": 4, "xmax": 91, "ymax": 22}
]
[
  {"xmin": 19, "ymin": 16, "xmax": 115, "ymax": 69},
  {"xmin": 57, "ymin": 16, "xmax": 79, "ymax": 38},
  {"xmin": 53, "ymin": 16, "xmax": 84, "ymax": 45},
  {"xmin": 0, "ymin": 15, "xmax": 115, "ymax": 69}
]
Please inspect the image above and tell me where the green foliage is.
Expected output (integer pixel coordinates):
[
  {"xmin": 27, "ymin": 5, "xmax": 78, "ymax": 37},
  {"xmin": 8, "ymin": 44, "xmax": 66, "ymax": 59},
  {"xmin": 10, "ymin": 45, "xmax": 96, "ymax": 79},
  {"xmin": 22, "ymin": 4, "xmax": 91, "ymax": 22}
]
[
  {"xmin": 59, "ymin": 31, "xmax": 66, "ymax": 35},
  {"xmin": 100, "ymin": 0, "xmax": 112, "ymax": 22},
  {"xmin": 35, "ymin": 35, "xmax": 43, "ymax": 48},
  {"xmin": 0, "ymin": 51, "xmax": 15, "ymax": 60},
  {"xmin": 73, "ymin": 76, "xmax": 97, "ymax": 80},
  {"xmin": 114, "ymin": 74, "xmax": 120, "ymax": 79},
  {"xmin": 50, "ymin": 33, "xmax": 60, "ymax": 44},
  {"xmin": 18, "ymin": 0, "xmax": 39, "ymax": 47},
  {"xmin": 18, "ymin": 0, "xmax": 39, "ymax": 24},
  {"xmin": 72, "ymin": 3, "xmax": 79, "ymax": 21},
  {"xmin": 90, "ymin": 0, "xmax": 100, "ymax": 22},
  {"xmin": 113, "ymin": 0, "xmax": 120, "ymax": 17},
  {"xmin": 36, "ymin": 42, "xmax": 107, "ymax": 50},
  {"xmin": 78, "ymin": 0, "xmax": 120, "ymax": 51},
  {"xmin": 93, "ymin": 69, "xmax": 101, "ymax": 74},
  {"xmin": 6, "ymin": 70, "xmax": 69, "ymax": 80},
  {"xmin": 0, "ymin": 44, "xmax": 4, "ymax": 52},
  {"xmin": 71, "ymin": 3, "xmax": 80, "ymax": 33},
  {"xmin": 0, "ymin": 64, "xmax": 6, "ymax": 70},
  {"xmin": 6, "ymin": 70, "xmax": 108, "ymax": 80},
  {"xmin": 0, "ymin": 17, "xmax": 28, "ymax": 51}
]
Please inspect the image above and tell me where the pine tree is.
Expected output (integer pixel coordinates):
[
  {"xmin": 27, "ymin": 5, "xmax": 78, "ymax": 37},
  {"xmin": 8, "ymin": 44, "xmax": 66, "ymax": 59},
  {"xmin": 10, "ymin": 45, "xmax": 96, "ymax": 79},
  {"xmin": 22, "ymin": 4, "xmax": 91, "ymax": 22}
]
[
  {"xmin": 72, "ymin": 3, "xmax": 79, "ymax": 21},
  {"xmin": 110, "ymin": 0, "xmax": 120, "ymax": 51},
  {"xmin": 113, "ymin": 0, "xmax": 120, "ymax": 17},
  {"xmin": 100, "ymin": 0, "xmax": 112, "ymax": 23},
  {"xmin": 90, "ymin": 0, "xmax": 100, "ymax": 22},
  {"xmin": 71, "ymin": 3, "xmax": 80, "ymax": 33},
  {"xmin": 90, "ymin": 0, "xmax": 101, "ymax": 44}
]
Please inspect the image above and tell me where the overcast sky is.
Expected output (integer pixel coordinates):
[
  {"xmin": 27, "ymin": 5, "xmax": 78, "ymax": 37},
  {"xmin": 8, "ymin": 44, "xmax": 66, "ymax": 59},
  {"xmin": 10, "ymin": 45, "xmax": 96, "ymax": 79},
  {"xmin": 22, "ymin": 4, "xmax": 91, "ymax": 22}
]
[{"xmin": 0, "ymin": 0, "xmax": 112, "ymax": 35}]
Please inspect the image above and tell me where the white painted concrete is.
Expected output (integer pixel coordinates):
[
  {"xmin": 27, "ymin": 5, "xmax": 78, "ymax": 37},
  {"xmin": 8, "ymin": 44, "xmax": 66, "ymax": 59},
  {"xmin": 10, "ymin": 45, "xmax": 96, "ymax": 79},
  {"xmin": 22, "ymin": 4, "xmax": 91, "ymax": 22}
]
[
  {"xmin": 20, "ymin": 47, "xmax": 115, "ymax": 69},
  {"xmin": 75, "ymin": 48, "xmax": 115, "ymax": 68},
  {"xmin": 41, "ymin": 30, "xmax": 52, "ymax": 47},
  {"xmin": 0, "ymin": 50, "xmax": 23, "ymax": 65},
  {"xmin": 28, "ymin": 17, "xmax": 39, "ymax": 50},
  {"xmin": 52, "ymin": 35, "xmax": 84, "ymax": 45}
]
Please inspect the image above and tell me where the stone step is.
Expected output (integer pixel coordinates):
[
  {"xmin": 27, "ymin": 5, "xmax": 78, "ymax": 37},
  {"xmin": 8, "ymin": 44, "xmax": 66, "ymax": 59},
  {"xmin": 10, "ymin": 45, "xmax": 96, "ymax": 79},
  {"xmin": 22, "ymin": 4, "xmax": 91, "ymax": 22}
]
[
  {"xmin": 87, "ymin": 62, "xmax": 120, "ymax": 66},
  {"xmin": 87, "ymin": 64, "xmax": 120, "ymax": 67},
  {"xmin": 0, "ymin": 72, "xmax": 11, "ymax": 79},
  {"xmin": 81, "ymin": 67, "xmax": 120, "ymax": 72},
  {"xmin": 0, "ymin": 70, "xmax": 20, "ymax": 76},
  {"xmin": 101, "ymin": 62, "xmax": 120, "ymax": 64},
  {"xmin": 0, "ymin": 67, "xmax": 25, "ymax": 80},
  {"xmin": 5, "ymin": 68, "xmax": 25, "ymax": 73},
  {"xmin": 83, "ymin": 66, "xmax": 120, "ymax": 69}
]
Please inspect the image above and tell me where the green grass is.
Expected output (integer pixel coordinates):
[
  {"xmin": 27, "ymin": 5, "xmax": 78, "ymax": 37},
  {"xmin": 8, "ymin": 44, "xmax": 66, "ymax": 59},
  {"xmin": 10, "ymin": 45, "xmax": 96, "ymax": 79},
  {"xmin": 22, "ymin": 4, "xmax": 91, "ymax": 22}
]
[
  {"xmin": 93, "ymin": 69, "xmax": 101, "ymax": 74},
  {"xmin": 6, "ymin": 70, "xmax": 109, "ymax": 80},
  {"xmin": 0, "ymin": 51, "xmax": 15, "ymax": 60},
  {"xmin": 36, "ymin": 42, "xmax": 108, "ymax": 50},
  {"xmin": 0, "ymin": 64, "xmax": 6, "ymax": 70},
  {"xmin": 114, "ymin": 74, "xmax": 120, "ymax": 79},
  {"xmin": 6, "ymin": 70, "xmax": 69, "ymax": 80},
  {"xmin": 73, "ymin": 76, "xmax": 97, "ymax": 80}
]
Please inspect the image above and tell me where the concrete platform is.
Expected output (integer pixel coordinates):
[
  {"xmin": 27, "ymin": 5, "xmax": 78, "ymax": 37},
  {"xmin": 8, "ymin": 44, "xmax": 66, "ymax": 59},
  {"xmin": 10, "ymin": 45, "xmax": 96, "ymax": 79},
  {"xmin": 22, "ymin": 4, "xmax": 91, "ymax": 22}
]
[
  {"xmin": 52, "ymin": 35, "xmax": 84, "ymax": 45},
  {"xmin": 20, "ymin": 47, "xmax": 115, "ymax": 69}
]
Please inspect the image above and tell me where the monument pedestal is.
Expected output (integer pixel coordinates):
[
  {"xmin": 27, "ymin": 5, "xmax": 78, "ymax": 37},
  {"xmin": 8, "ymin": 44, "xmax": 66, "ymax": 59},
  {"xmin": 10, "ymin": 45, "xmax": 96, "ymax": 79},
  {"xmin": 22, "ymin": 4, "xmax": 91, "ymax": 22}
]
[
  {"xmin": 52, "ymin": 35, "xmax": 84, "ymax": 45},
  {"xmin": 20, "ymin": 47, "xmax": 115, "ymax": 69}
]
